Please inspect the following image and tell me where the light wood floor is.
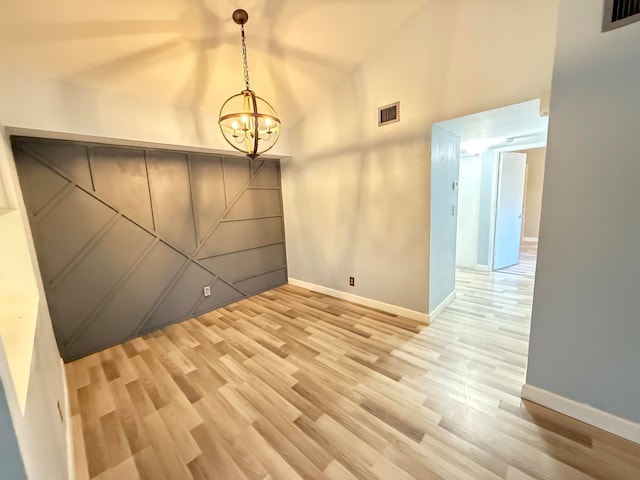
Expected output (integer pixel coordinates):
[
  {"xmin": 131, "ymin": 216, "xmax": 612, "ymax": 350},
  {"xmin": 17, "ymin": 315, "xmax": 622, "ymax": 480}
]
[
  {"xmin": 67, "ymin": 269, "xmax": 640, "ymax": 480},
  {"xmin": 496, "ymin": 241, "xmax": 538, "ymax": 277}
]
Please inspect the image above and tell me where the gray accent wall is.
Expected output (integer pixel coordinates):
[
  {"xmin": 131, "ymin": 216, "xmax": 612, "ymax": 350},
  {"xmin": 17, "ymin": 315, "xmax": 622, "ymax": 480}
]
[{"xmin": 12, "ymin": 137, "xmax": 287, "ymax": 361}]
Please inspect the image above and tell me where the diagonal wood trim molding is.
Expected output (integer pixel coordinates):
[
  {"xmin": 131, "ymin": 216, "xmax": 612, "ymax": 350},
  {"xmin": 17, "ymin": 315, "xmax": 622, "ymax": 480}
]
[
  {"xmin": 287, "ymin": 278, "xmax": 430, "ymax": 325},
  {"xmin": 12, "ymin": 137, "xmax": 288, "ymax": 360},
  {"xmin": 521, "ymin": 384, "xmax": 640, "ymax": 444}
]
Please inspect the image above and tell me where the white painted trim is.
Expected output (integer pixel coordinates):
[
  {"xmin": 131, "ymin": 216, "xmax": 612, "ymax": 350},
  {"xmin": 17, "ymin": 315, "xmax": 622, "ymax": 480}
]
[
  {"xmin": 4, "ymin": 126, "xmax": 283, "ymax": 161},
  {"xmin": 474, "ymin": 264, "xmax": 491, "ymax": 272},
  {"xmin": 60, "ymin": 358, "xmax": 76, "ymax": 480},
  {"xmin": 429, "ymin": 290, "xmax": 456, "ymax": 321},
  {"xmin": 522, "ymin": 237, "xmax": 539, "ymax": 243},
  {"xmin": 521, "ymin": 384, "xmax": 640, "ymax": 444},
  {"xmin": 287, "ymin": 278, "xmax": 430, "ymax": 325}
]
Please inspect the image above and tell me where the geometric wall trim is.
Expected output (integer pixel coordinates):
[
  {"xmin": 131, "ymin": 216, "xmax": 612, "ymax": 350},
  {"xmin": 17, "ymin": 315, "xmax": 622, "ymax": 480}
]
[{"xmin": 11, "ymin": 136, "xmax": 287, "ymax": 361}]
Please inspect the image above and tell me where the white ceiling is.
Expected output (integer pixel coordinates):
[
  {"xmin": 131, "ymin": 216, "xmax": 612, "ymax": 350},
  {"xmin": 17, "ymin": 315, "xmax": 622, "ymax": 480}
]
[
  {"xmin": 0, "ymin": 0, "xmax": 429, "ymax": 126},
  {"xmin": 436, "ymin": 99, "xmax": 549, "ymax": 153}
]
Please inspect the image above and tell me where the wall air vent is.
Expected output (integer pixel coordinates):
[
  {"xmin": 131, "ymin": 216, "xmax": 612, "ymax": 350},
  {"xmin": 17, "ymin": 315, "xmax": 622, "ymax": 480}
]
[
  {"xmin": 603, "ymin": 0, "xmax": 640, "ymax": 32},
  {"xmin": 378, "ymin": 102, "xmax": 400, "ymax": 126}
]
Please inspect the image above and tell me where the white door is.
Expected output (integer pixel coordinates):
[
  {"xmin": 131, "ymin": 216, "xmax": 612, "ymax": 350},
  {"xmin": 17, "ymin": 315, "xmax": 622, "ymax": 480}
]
[{"xmin": 493, "ymin": 152, "xmax": 526, "ymax": 270}]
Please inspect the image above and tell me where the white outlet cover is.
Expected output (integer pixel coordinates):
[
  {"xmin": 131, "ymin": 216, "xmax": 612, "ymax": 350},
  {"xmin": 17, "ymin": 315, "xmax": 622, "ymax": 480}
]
[{"xmin": 203, "ymin": 286, "xmax": 211, "ymax": 297}]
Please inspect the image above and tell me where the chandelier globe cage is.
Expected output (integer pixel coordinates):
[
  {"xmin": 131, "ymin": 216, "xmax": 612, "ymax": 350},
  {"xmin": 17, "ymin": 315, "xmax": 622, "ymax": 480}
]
[
  {"xmin": 219, "ymin": 90, "xmax": 281, "ymax": 158},
  {"xmin": 218, "ymin": 9, "xmax": 281, "ymax": 159}
]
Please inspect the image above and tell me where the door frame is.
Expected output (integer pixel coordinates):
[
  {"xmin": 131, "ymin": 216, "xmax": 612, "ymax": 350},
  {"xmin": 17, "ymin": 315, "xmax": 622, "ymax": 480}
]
[{"xmin": 486, "ymin": 141, "xmax": 546, "ymax": 270}]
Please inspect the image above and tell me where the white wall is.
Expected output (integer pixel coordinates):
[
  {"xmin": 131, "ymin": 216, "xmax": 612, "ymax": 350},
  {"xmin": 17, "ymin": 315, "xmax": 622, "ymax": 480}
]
[
  {"xmin": 475, "ymin": 149, "xmax": 500, "ymax": 268},
  {"xmin": 520, "ymin": 147, "xmax": 546, "ymax": 239},
  {"xmin": 527, "ymin": 0, "xmax": 640, "ymax": 423},
  {"xmin": 456, "ymin": 155, "xmax": 482, "ymax": 268},
  {"xmin": 0, "ymin": 131, "xmax": 68, "ymax": 479},
  {"xmin": 282, "ymin": 0, "xmax": 559, "ymax": 315},
  {"xmin": 0, "ymin": 69, "xmax": 293, "ymax": 479},
  {"xmin": 0, "ymin": 70, "xmax": 291, "ymax": 157},
  {"xmin": 0, "ymin": 303, "xmax": 68, "ymax": 480}
]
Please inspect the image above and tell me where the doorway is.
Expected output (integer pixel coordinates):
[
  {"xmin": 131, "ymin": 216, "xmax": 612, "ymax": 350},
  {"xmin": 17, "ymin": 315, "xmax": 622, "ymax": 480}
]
[
  {"xmin": 428, "ymin": 99, "xmax": 548, "ymax": 316},
  {"xmin": 493, "ymin": 145, "xmax": 547, "ymax": 277}
]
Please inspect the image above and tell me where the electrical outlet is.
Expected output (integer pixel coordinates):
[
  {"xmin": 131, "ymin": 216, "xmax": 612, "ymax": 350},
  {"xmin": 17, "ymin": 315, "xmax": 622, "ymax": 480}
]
[
  {"xmin": 203, "ymin": 285, "xmax": 211, "ymax": 297},
  {"xmin": 349, "ymin": 277, "xmax": 355, "ymax": 287}
]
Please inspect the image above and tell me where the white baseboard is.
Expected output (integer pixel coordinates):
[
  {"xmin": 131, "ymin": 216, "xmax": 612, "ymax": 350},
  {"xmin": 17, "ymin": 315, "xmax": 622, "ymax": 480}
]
[
  {"xmin": 521, "ymin": 384, "xmax": 640, "ymax": 444},
  {"xmin": 60, "ymin": 358, "xmax": 76, "ymax": 480},
  {"xmin": 474, "ymin": 264, "xmax": 491, "ymax": 272},
  {"xmin": 287, "ymin": 278, "xmax": 430, "ymax": 325},
  {"xmin": 429, "ymin": 290, "xmax": 456, "ymax": 321},
  {"xmin": 522, "ymin": 237, "xmax": 539, "ymax": 243}
]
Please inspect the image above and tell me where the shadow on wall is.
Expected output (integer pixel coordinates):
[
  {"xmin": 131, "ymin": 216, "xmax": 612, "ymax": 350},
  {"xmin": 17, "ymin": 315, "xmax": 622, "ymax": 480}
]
[
  {"xmin": 282, "ymin": 74, "xmax": 369, "ymax": 289},
  {"xmin": 17, "ymin": 0, "xmax": 359, "ymax": 147},
  {"xmin": 281, "ymin": 131, "xmax": 431, "ymax": 312}
]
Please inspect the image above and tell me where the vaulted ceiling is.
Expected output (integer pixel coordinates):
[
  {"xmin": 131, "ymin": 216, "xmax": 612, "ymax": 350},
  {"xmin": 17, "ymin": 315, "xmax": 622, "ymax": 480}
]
[{"xmin": 0, "ymin": 0, "xmax": 429, "ymax": 126}]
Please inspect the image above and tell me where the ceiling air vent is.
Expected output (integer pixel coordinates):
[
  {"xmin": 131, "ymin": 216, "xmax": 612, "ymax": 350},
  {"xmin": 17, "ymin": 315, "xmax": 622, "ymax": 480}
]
[
  {"xmin": 603, "ymin": 0, "xmax": 640, "ymax": 32},
  {"xmin": 378, "ymin": 102, "xmax": 400, "ymax": 126}
]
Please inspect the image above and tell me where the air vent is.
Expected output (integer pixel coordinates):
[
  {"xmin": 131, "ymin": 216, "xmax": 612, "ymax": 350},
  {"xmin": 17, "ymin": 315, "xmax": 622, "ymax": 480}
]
[
  {"xmin": 603, "ymin": 0, "xmax": 640, "ymax": 32},
  {"xmin": 378, "ymin": 102, "xmax": 400, "ymax": 126}
]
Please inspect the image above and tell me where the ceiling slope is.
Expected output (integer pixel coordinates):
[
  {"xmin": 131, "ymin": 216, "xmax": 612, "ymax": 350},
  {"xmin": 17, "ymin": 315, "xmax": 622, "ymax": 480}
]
[{"xmin": 0, "ymin": 0, "xmax": 429, "ymax": 125}]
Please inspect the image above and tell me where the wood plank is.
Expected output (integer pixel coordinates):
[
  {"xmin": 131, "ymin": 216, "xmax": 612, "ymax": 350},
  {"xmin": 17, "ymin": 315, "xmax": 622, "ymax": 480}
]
[{"xmin": 67, "ymin": 267, "xmax": 640, "ymax": 480}]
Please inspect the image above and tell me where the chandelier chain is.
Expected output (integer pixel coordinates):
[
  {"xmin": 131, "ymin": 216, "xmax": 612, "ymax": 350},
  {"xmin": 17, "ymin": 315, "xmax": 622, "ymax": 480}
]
[
  {"xmin": 219, "ymin": 9, "xmax": 280, "ymax": 158},
  {"xmin": 241, "ymin": 24, "xmax": 251, "ymax": 91}
]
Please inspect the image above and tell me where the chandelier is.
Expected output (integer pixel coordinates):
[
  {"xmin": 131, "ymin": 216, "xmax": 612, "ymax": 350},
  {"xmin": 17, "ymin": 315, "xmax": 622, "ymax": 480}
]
[{"xmin": 218, "ymin": 9, "xmax": 281, "ymax": 158}]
